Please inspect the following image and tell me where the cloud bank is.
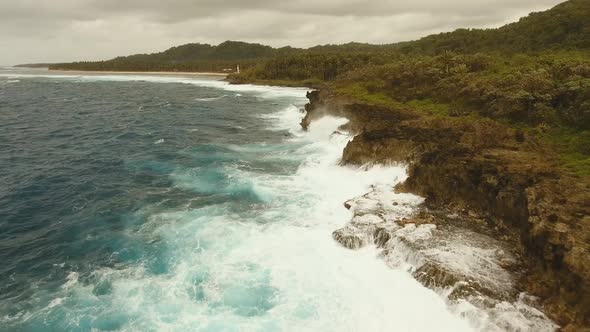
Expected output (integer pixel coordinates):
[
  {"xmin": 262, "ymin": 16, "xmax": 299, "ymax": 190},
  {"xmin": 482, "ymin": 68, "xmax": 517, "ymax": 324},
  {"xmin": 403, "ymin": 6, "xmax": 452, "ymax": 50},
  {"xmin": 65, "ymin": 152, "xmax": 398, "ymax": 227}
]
[{"xmin": 0, "ymin": 0, "xmax": 564, "ymax": 65}]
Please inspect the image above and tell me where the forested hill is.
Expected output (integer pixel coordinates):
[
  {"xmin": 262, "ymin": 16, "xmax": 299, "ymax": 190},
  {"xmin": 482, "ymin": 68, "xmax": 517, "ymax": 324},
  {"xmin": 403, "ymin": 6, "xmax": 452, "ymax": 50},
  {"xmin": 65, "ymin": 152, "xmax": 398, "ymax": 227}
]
[
  {"xmin": 14, "ymin": 63, "xmax": 53, "ymax": 68},
  {"xmin": 398, "ymin": 0, "xmax": 590, "ymax": 54},
  {"xmin": 232, "ymin": 0, "xmax": 590, "ymax": 179},
  {"xmin": 48, "ymin": 41, "xmax": 279, "ymax": 72},
  {"xmin": 47, "ymin": 0, "xmax": 589, "ymax": 73}
]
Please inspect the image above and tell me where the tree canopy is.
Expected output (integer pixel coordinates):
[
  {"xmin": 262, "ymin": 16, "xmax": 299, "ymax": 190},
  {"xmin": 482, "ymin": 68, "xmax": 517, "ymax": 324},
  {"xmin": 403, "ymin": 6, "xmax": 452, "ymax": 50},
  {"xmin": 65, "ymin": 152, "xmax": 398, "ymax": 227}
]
[{"xmin": 47, "ymin": 0, "xmax": 590, "ymax": 176}]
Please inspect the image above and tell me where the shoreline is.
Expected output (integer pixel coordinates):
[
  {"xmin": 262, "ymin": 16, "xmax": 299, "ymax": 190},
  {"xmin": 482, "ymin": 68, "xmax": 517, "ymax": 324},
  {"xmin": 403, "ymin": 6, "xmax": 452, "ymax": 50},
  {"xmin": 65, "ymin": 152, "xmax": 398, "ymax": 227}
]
[
  {"xmin": 301, "ymin": 89, "xmax": 589, "ymax": 330},
  {"xmin": 47, "ymin": 69, "xmax": 228, "ymax": 77}
]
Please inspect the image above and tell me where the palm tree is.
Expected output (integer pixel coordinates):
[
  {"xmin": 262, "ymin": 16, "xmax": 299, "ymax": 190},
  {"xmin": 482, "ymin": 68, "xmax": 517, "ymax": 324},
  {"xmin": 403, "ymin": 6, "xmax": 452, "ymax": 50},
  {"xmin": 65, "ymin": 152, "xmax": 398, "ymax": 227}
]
[{"xmin": 438, "ymin": 50, "xmax": 457, "ymax": 74}]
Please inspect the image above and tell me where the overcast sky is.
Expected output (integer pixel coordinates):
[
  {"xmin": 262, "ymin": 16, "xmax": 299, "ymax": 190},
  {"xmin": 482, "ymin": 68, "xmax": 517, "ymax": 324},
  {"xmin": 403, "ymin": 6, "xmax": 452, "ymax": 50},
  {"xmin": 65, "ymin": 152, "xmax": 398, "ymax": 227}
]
[{"xmin": 0, "ymin": 0, "xmax": 564, "ymax": 65}]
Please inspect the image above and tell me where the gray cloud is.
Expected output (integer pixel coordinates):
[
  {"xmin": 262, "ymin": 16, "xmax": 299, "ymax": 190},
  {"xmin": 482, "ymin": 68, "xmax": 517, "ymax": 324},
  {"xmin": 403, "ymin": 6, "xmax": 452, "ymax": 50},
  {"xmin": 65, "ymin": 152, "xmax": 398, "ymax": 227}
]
[{"xmin": 0, "ymin": 0, "xmax": 564, "ymax": 65}]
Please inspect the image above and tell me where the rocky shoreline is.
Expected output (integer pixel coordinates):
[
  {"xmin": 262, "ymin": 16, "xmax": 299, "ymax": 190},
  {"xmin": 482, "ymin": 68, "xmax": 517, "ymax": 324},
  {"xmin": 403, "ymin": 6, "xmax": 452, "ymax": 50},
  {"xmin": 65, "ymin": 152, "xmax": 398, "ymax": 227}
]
[
  {"xmin": 335, "ymin": 183, "xmax": 557, "ymax": 330},
  {"xmin": 302, "ymin": 89, "xmax": 590, "ymax": 331}
]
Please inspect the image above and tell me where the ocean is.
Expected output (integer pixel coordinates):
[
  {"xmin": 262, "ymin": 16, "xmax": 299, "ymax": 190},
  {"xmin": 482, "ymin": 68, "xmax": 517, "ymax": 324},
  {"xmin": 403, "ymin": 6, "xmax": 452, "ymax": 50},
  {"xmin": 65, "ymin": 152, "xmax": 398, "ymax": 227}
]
[{"xmin": 0, "ymin": 68, "xmax": 551, "ymax": 332}]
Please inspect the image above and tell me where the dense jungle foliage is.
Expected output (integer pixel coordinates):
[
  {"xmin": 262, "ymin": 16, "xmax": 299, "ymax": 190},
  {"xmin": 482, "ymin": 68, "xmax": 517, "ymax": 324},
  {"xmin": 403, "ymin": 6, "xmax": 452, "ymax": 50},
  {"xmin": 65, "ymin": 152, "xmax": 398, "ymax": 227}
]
[
  {"xmin": 232, "ymin": 0, "xmax": 590, "ymax": 176},
  {"xmin": 48, "ymin": 41, "xmax": 276, "ymax": 72},
  {"xmin": 48, "ymin": 0, "xmax": 589, "ymax": 175}
]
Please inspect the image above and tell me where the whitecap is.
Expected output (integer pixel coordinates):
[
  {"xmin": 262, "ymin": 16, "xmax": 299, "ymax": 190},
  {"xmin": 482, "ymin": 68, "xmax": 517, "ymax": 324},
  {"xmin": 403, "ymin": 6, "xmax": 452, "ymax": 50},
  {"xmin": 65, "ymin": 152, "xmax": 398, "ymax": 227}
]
[
  {"xmin": 46, "ymin": 298, "xmax": 64, "ymax": 309},
  {"xmin": 35, "ymin": 108, "xmax": 473, "ymax": 332},
  {"xmin": 13, "ymin": 80, "xmax": 545, "ymax": 332},
  {"xmin": 195, "ymin": 95, "xmax": 226, "ymax": 102},
  {"xmin": 0, "ymin": 72, "xmax": 309, "ymax": 99},
  {"xmin": 62, "ymin": 272, "xmax": 79, "ymax": 290}
]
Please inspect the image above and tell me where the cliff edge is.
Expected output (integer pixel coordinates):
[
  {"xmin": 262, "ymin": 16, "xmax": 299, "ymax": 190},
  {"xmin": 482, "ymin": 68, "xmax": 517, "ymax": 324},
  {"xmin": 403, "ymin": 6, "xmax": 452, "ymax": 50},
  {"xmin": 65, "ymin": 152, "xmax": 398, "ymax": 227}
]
[{"xmin": 303, "ymin": 89, "xmax": 590, "ymax": 331}]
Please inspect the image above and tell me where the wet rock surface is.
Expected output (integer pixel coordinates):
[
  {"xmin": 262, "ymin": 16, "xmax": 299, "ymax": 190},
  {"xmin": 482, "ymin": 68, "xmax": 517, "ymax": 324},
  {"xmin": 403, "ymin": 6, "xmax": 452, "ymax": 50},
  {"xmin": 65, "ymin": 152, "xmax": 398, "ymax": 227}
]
[
  {"xmin": 336, "ymin": 184, "xmax": 557, "ymax": 331},
  {"xmin": 304, "ymin": 89, "xmax": 590, "ymax": 330}
]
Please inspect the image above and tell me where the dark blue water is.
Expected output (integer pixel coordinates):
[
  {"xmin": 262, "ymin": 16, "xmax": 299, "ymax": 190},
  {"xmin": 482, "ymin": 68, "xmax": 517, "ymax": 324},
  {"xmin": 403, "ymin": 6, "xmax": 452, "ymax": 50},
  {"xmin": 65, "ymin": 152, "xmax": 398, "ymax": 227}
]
[
  {"xmin": 0, "ymin": 71, "xmax": 314, "ymax": 331},
  {"xmin": 0, "ymin": 69, "xmax": 477, "ymax": 332}
]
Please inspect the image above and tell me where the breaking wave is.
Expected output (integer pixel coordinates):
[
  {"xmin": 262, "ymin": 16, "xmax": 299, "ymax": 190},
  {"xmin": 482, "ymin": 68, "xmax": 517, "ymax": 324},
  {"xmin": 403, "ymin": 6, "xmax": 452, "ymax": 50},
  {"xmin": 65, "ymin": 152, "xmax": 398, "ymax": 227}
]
[{"xmin": 0, "ymin": 71, "xmax": 556, "ymax": 331}]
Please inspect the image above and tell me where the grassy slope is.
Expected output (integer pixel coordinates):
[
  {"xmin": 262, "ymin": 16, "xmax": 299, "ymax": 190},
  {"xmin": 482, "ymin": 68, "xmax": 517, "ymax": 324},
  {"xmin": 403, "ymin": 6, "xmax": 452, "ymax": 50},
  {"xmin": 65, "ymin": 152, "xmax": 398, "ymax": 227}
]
[
  {"xmin": 333, "ymin": 79, "xmax": 590, "ymax": 178},
  {"xmin": 232, "ymin": 49, "xmax": 590, "ymax": 178}
]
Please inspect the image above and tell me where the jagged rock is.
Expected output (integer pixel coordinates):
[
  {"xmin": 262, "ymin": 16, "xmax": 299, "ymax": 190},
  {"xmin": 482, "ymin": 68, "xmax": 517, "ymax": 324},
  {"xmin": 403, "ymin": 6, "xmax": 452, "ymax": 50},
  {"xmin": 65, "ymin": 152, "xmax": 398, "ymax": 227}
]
[
  {"xmin": 373, "ymin": 227, "xmax": 391, "ymax": 248},
  {"xmin": 303, "ymin": 89, "xmax": 590, "ymax": 329},
  {"xmin": 396, "ymin": 211, "xmax": 437, "ymax": 226},
  {"xmin": 414, "ymin": 262, "xmax": 462, "ymax": 290},
  {"xmin": 351, "ymin": 214, "xmax": 384, "ymax": 226},
  {"xmin": 332, "ymin": 227, "xmax": 368, "ymax": 250}
]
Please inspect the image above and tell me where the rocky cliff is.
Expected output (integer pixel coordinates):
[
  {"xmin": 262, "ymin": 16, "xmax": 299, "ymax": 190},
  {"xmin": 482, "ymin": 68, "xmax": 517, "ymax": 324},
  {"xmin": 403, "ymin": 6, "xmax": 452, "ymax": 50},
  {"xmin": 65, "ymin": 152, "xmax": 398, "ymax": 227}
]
[{"xmin": 303, "ymin": 90, "xmax": 590, "ymax": 331}]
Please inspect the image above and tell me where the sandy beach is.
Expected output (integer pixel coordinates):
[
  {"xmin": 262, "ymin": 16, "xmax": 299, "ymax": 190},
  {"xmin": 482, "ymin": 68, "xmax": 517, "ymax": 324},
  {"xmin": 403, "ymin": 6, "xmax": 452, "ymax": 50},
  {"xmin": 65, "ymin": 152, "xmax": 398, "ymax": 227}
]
[{"xmin": 48, "ymin": 69, "xmax": 228, "ymax": 77}]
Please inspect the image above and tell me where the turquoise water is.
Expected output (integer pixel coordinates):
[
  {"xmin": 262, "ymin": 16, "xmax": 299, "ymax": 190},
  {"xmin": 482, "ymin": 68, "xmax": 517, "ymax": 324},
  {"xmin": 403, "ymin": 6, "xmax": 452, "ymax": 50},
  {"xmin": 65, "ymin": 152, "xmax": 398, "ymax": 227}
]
[{"xmin": 0, "ymin": 69, "xmax": 473, "ymax": 332}]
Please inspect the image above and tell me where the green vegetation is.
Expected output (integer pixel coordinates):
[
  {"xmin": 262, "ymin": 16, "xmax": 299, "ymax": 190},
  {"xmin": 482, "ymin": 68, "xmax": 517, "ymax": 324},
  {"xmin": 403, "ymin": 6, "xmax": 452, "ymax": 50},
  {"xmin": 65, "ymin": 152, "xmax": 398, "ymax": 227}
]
[
  {"xmin": 232, "ymin": 0, "xmax": 590, "ymax": 177},
  {"xmin": 396, "ymin": 0, "xmax": 590, "ymax": 54},
  {"xmin": 49, "ymin": 0, "xmax": 589, "ymax": 176},
  {"xmin": 14, "ymin": 63, "xmax": 53, "ymax": 68},
  {"xmin": 540, "ymin": 127, "xmax": 590, "ymax": 177},
  {"xmin": 326, "ymin": 53, "xmax": 590, "ymax": 177},
  {"xmin": 48, "ymin": 41, "xmax": 277, "ymax": 72}
]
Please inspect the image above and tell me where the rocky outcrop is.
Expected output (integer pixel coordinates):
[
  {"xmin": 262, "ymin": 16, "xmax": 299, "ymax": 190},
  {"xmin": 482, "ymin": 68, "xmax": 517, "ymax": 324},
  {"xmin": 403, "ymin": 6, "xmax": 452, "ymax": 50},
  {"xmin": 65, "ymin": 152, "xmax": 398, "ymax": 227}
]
[
  {"xmin": 333, "ymin": 183, "xmax": 557, "ymax": 331},
  {"xmin": 304, "ymin": 89, "xmax": 590, "ymax": 330}
]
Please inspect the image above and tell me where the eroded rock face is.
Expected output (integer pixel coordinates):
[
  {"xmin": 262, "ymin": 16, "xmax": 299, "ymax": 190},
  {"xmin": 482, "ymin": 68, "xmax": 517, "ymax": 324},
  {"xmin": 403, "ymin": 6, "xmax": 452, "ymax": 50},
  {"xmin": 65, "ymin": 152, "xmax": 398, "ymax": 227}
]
[
  {"xmin": 398, "ymin": 148, "xmax": 590, "ymax": 328},
  {"xmin": 334, "ymin": 183, "xmax": 556, "ymax": 331},
  {"xmin": 332, "ymin": 226, "xmax": 367, "ymax": 250},
  {"xmin": 303, "ymin": 89, "xmax": 590, "ymax": 330}
]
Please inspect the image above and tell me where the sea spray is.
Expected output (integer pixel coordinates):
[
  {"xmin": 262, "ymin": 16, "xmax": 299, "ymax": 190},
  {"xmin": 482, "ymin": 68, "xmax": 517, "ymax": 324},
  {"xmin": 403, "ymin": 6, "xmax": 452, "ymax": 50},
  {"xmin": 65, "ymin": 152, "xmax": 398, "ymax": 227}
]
[
  {"xmin": 0, "ymin": 71, "xmax": 472, "ymax": 331},
  {"xmin": 0, "ymin": 70, "xmax": 551, "ymax": 331}
]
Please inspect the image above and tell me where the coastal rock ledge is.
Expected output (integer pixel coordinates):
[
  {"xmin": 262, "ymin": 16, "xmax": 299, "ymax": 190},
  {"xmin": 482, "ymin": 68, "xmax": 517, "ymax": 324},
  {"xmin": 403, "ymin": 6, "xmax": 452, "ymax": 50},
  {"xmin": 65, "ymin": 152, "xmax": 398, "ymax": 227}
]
[{"xmin": 303, "ymin": 90, "xmax": 590, "ymax": 331}]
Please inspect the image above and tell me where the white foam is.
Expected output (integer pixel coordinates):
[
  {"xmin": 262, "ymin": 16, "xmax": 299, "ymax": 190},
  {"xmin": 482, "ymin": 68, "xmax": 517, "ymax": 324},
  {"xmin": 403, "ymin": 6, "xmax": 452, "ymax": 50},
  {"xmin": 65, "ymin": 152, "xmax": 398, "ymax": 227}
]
[
  {"xmin": 0, "ymin": 72, "xmax": 309, "ymax": 99},
  {"xmin": 451, "ymin": 294, "xmax": 559, "ymax": 332},
  {"xmin": 0, "ymin": 73, "xmax": 81, "ymax": 79},
  {"xmin": 62, "ymin": 272, "xmax": 79, "ymax": 290},
  {"xmin": 26, "ymin": 107, "xmax": 474, "ymax": 331},
  {"xmin": 46, "ymin": 298, "xmax": 64, "ymax": 309},
  {"xmin": 194, "ymin": 95, "xmax": 226, "ymax": 101},
  {"xmin": 10, "ymin": 80, "xmax": 553, "ymax": 331},
  {"xmin": 260, "ymin": 105, "xmax": 305, "ymax": 134},
  {"xmin": 395, "ymin": 224, "xmax": 437, "ymax": 242}
]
